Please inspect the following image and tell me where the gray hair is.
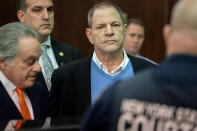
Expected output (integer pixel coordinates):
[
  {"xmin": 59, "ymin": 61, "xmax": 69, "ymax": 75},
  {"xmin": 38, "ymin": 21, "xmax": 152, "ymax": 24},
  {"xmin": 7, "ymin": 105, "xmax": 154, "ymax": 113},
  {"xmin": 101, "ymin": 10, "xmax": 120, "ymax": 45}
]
[
  {"xmin": 87, "ymin": 2, "xmax": 124, "ymax": 28},
  {"xmin": 16, "ymin": 0, "xmax": 27, "ymax": 11},
  {"xmin": 0, "ymin": 22, "xmax": 38, "ymax": 60}
]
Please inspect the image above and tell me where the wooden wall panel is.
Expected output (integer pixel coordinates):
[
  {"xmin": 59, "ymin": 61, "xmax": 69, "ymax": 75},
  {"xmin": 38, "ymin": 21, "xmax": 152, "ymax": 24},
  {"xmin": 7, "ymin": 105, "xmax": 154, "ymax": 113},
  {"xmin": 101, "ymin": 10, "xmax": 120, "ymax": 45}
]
[
  {"xmin": 0, "ymin": 0, "xmax": 178, "ymax": 63},
  {"xmin": 0, "ymin": 0, "xmax": 18, "ymax": 25},
  {"xmin": 52, "ymin": 0, "xmax": 93, "ymax": 57},
  {"xmin": 116, "ymin": 0, "xmax": 166, "ymax": 62}
]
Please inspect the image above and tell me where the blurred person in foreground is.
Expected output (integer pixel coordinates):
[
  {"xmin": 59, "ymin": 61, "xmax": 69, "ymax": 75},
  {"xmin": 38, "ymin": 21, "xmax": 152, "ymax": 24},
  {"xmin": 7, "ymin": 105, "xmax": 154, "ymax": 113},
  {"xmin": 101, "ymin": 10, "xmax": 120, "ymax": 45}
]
[
  {"xmin": 81, "ymin": 0, "xmax": 197, "ymax": 130},
  {"xmin": 17, "ymin": 0, "xmax": 81, "ymax": 91},
  {"xmin": 49, "ymin": 2, "xmax": 156, "ymax": 120},
  {"xmin": 123, "ymin": 18, "xmax": 158, "ymax": 65},
  {"xmin": 0, "ymin": 22, "xmax": 49, "ymax": 121}
]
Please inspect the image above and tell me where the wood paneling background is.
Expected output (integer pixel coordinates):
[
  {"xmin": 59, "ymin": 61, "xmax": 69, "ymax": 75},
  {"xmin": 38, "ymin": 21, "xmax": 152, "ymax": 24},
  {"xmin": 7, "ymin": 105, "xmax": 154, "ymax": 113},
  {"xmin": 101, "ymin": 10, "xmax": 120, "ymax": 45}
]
[{"xmin": 0, "ymin": 0, "xmax": 177, "ymax": 63}]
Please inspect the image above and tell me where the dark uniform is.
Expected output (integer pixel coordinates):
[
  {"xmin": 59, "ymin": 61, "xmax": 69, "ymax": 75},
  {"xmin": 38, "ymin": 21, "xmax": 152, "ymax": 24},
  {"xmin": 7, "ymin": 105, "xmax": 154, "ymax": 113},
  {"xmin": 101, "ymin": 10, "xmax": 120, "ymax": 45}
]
[{"xmin": 81, "ymin": 54, "xmax": 197, "ymax": 131}]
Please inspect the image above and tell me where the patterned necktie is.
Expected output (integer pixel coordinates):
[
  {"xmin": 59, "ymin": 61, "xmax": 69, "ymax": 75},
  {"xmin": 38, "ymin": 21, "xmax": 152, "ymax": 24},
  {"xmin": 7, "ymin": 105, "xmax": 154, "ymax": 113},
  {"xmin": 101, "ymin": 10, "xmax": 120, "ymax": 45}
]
[
  {"xmin": 15, "ymin": 88, "xmax": 31, "ymax": 120},
  {"xmin": 41, "ymin": 44, "xmax": 54, "ymax": 90}
]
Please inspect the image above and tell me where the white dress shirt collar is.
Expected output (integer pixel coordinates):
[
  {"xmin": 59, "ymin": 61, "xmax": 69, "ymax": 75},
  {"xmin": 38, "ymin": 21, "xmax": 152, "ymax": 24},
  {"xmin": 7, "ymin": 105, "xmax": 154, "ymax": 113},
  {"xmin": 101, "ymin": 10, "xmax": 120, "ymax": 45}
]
[
  {"xmin": 0, "ymin": 71, "xmax": 16, "ymax": 95},
  {"xmin": 92, "ymin": 49, "xmax": 129, "ymax": 76},
  {"xmin": 41, "ymin": 36, "xmax": 51, "ymax": 47}
]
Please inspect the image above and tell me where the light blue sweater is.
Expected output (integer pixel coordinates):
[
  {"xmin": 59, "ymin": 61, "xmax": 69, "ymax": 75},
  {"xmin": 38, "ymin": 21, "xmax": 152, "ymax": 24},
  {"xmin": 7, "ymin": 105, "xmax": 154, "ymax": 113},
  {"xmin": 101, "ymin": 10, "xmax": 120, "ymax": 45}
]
[{"xmin": 91, "ymin": 59, "xmax": 134, "ymax": 104}]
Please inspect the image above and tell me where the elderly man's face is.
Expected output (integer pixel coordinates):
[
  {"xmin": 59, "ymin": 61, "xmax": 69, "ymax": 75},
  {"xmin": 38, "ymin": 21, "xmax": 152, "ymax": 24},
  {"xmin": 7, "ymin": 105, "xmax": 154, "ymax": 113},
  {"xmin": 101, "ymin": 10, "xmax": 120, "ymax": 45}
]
[
  {"xmin": 86, "ymin": 7, "xmax": 125, "ymax": 55},
  {"xmin": 3, "ymin": 37, "xmax": 41, "ymax": 89},
  {"xmin": 17, "ymin": 0, "xmax": 54, "ymax": 39}
]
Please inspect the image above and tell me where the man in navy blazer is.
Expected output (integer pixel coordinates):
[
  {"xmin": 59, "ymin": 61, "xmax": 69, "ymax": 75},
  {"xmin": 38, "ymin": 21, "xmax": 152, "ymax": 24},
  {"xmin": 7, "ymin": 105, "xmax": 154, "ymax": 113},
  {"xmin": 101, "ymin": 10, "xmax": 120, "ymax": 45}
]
[
  {"xmin": 35, "ymin": 38, "xmax": 82, "ymax": 91},
  {"xmin": 49, "ymin": 2, "xmax": 156, "ymax": 119},
  {"xmin": 50, "ymin": 55, "xmax": 156, "ymax": 117},
  {"xmin": 0, "ymin": 22, "xmax": 49, "ymax": 121},
  {"xmin": 17, "ymin": 0, "xmax": 82, "ymax": 91}
]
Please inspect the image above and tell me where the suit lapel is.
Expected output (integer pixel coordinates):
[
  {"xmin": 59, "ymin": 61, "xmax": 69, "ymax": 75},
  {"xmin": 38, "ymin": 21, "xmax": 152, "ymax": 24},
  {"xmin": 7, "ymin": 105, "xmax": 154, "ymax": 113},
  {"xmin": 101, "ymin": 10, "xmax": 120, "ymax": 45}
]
[
  {"xmin": 0, "ymin": 82, "xmax": 22, "ymax": 120},
  {"xmin": 128, "ymin": 55, "xmax": 144, "ymax": 74},
  {"xmin": 74, "ymin": 56, "xmax": 92, "ymax": 110},
  {"xmin": 26, "ymin": 85, "xmax": 40, "ymax": 118},
  {"xmin": 51, "ymin": 39, "xmax": 71, "ymax": 66},
  {"xmin": 26, "ymin": 82, "xmax": 49, "ymax": 119},
  {"xmin": 35, "ymin": 72, "xmax": 47, "ymax": 90}
]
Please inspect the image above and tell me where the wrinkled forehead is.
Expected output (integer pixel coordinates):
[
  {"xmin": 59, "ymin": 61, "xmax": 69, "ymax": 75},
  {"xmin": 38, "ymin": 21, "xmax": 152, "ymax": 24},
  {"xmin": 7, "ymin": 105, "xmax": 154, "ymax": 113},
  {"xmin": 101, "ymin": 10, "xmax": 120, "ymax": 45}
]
[
  {"xmin": 26, "ymin": 0, "xmax": 53, "ymax": 8},
  {"xmin": 92, "ymin": 7, "xmax": 122, "ymax": 24}
]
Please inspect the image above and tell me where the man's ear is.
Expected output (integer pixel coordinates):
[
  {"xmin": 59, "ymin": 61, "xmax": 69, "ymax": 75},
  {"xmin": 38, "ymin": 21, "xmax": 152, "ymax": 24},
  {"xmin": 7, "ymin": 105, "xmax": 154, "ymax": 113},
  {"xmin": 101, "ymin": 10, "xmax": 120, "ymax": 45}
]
[
  {"xmin": 17, "ymin": 10, "xmax": 25, "ymax": 22},
  {"xmin": 86, "ymin": 28, "xmax": 94, "ymax": 45},
  {"xmin": 163, "ymin": 24, "xmax": 171, "ymax": 45},
  {"xmin": 0, "ymin": 59, "xmax": 8, "ymax": 71},
  {"xmin": 123, "ymin": 24, "xmax": 127, "ymax": 35},
  {"xmin": 124, "ymin": 24, "xmax": 127, "ymax": 29}
]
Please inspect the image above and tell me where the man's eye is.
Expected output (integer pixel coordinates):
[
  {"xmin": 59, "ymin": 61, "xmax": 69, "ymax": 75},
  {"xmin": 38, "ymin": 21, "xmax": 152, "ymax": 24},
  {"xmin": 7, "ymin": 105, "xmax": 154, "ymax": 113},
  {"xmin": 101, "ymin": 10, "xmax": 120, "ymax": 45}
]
[
  {"xmin": 96, "ymin": 26, "xmax": 103, "ymax": 29},
  {"xmin": 48, "ymin": 7, "xmax": 54, "ymax": 12},
  {"xmin": 113, "ymin": 24, "xmax": 120, "ymax": 27},
  {"xmin": 138, "ymin": 35, "xmax": 144, "ymax": 39},
  {"xmin": 25, "ymin": 59, "xmax": 36, "ymax": 66},
  {"xmin": 32, "ymin": 8, "xmax": 42, "ymax": 12},
  {"xmin": 130, "ymin": 34, "xmax": 135, "ymax": 37}
]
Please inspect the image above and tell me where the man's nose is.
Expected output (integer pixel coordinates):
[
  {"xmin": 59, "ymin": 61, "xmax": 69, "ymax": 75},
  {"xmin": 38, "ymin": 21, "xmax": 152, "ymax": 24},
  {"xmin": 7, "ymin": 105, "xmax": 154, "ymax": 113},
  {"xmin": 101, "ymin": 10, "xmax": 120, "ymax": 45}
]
[
  {"xmin": 33, "ymin": 61, "xmax": 42, "ymax": 73},
  {"xmin": 105, "ymin": 26, "xmax": 114, "ymax": 36},
  {"xmin": 42, "ymin": 9, "xmax": 49, "ymax": 20},
  {"xmin": 133, "ymin": 36, "xmax": 139, "ymax": 42}
]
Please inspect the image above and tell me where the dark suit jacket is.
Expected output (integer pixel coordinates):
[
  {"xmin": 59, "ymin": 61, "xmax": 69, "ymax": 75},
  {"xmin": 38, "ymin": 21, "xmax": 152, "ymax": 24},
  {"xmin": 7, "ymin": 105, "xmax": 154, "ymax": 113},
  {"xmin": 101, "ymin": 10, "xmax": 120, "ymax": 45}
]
[
  {"xmin": 36, "ymin": 38, "xmax": 82, "ymax": 90},
  {"xmin": 0, "ymin": 81, "xmax": 49, "ymax": 120},
  {"xmin": 49, "ymin": 55, "xmax": 156, "ymax": 118}
]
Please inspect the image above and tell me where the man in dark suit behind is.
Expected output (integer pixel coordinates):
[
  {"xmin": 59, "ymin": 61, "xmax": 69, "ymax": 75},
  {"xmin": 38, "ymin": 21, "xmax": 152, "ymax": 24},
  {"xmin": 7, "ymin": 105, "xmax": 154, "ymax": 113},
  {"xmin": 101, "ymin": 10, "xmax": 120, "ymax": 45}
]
[
  {"xmin": 16, "ymin": 0, "xmax": 82, "ymax": 91},
  {"xmin": 0, "ymin": 22, "xmax": 49, "ymax": 122},
  {"xmin": 49, "ymin": 2, "xmax": 156, "ymax": 120}
]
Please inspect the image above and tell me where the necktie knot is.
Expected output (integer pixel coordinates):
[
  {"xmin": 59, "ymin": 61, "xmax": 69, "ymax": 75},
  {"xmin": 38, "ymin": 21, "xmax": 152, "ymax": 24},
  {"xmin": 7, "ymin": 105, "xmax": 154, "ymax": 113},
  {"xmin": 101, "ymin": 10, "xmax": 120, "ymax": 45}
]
[
  {"xmin": 15, "ymin": 87, "xmax": 23, "ymax": 99},
  {"xmin": 41, "ymin": 44, "xmax": 49, "ymax": 52}
]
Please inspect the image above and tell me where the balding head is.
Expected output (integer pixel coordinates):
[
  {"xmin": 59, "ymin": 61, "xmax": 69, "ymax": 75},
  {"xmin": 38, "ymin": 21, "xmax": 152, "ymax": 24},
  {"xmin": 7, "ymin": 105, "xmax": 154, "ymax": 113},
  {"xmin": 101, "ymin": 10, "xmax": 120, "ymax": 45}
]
[
  {"xmin": 164, "ymin": 0, "xmax": 197, "ymax": 56},
  {"xmin": 171, "ymin": 0, "xmax": 197, "ymax": 32}
]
